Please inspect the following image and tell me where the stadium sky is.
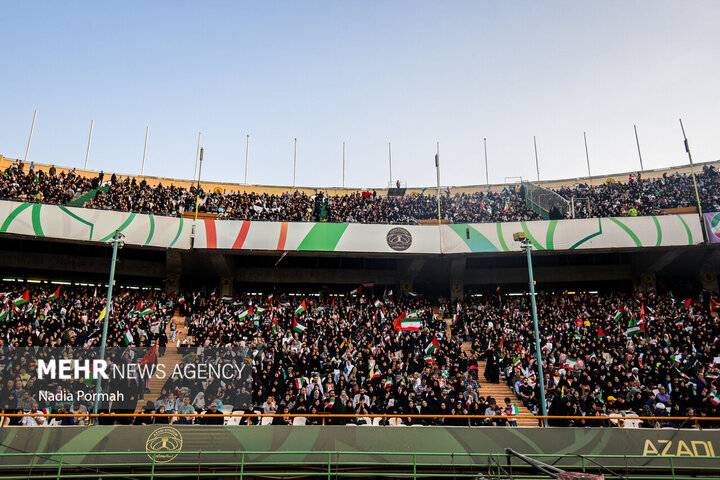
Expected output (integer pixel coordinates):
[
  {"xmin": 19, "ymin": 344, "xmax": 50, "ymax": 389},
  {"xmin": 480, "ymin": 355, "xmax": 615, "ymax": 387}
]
[{"xmin": 1, "ymin": 1, "xmax": 719, "ymax": 189}]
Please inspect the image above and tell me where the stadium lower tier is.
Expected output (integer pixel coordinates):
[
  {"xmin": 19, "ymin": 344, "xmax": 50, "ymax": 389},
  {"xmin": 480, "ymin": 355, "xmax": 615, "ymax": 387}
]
[{"xmin": 0, "ymin": 282, "xmax": 719, "ymax": 428}]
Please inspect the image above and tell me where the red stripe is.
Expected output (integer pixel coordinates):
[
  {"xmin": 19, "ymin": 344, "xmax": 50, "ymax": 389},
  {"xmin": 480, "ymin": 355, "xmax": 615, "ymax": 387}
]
[
  {"xmin": 204, "ymin": 219, "xmax": 217, "ymax": 249},
  {"xmin": 232, "ymin": 221, "xmax": 251, "ymax": 249},
  {"xmin": 276, "ymin": 222, "xmax": 288, "ymax": 250}
]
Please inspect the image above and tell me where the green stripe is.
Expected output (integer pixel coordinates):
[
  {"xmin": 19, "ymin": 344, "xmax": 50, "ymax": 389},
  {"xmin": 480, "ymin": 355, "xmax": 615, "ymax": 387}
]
[
  {"xmin": 545, "ymin": 220, "xmax": 558, "ymax": 250},
  {"xmin": 677, "ymin": 215, "xmax": 694, "ymax": 245},
  {"xmin": 448, "ymin": 224, "xmax": 498, "ymax": 252},
  {"xmin": 569, "ymin": 218, "xmax": 603, "ymax": 250},
  {"xmin": 297, "ymin": 223, "xmax": 349, "ymax": 251},
  {"xmin": 31, "ymin": 204, "xmax": 44, "ymax": 237},
  {"xmin": 99, "ymin": 213, "xmax": 136, "ymax": 242},
  {"xmin": 607, "ymin": 217, "xmax": 642, "ymax": 247},
  {"xmin": 0, "ymin": 203, "xmax": 32, "ymax": 232},
  {"xmin": 169, "ymin": 217, "xmax": 184, "ymax": 248},
  {"xmin": 59, "ymin": 206, "xmax": 95, "ymax": 240},
  {"xmin": 520, "ymin": 221, "xmax": 545, "ymax": 250},
  {"xmin": 144, "ymin": 214, "xmax": 155, "ymax": 246},
  {"xmin": 651, "ymin": 216, "xmax": 662, "ymax": 247},
  {"xmin": 495, "ymin": 223, "xmax": 509, "ymax": 252}
]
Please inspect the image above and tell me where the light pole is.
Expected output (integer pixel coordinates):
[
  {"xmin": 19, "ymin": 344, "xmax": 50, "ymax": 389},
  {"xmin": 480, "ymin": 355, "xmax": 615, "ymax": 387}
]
[
  {"xmin": 513, "ymin": 231, "xmax": 547, "ymax": 426},
  {"xmin": 93, "ymin": 230, "xmax": 124, "ymax": 417}
]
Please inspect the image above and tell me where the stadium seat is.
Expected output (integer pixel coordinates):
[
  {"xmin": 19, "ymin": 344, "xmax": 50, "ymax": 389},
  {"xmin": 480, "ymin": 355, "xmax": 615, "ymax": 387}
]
[
  {"xmin": 292, "ymin": 416, "xmax": 307, "ymax": 425},
  {"xmin": 261, "ymin": 416, "xmax": 274, "ymax": 426},
  {"xmin": 372, "ymin": 417, "xmax": 383, "ymax": 426}
]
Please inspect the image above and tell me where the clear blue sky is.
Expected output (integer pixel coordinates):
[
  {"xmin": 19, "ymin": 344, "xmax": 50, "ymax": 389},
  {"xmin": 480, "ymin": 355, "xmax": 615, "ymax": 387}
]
[{"xmin": 1, "ymin": 1, "xmax": 719, "ymax": 188}]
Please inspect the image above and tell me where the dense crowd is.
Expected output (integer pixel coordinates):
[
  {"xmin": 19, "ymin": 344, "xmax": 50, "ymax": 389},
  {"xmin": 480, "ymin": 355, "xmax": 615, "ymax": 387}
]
[
  {"xmin": 1, "ymin": 280, "xmax": 718, "ymax": 428},
  {"xmin": 4, "ymin": 158, "xmax": 718, "ymax": 224}
]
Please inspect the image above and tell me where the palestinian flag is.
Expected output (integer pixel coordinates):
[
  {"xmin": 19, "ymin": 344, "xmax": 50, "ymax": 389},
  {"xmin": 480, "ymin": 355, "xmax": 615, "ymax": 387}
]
[
  {"xmin": 349, "ymin": 286, "xmax": 362, "ymax": 296},
  {"xmin": 424, "ymin": 335, "xmax": 439, "ymax": 354},
  {"xmin": 14, "ymin": 291, "xmax": 29, "ymax": 308},
  {"xmin": 293, "ymin": 319, "xmax": 306, "ymax": 333},
  {"xmin": 272, "ymin": 317, "xmax": 278, "ymax": 333},
  {"xmin": 670, "ymin": 353, "xmax": 682, "ymax": 364},
  {"xmin": 441, "ymin": 370, "xmax": 450, "ymax": 380},
  {"xmin": 222, "ymin": 296, "xmax": 233, "ymax": 303},
  {"xmin": 393, "ymin": 311, "xmax": 422, "ymax": 331},
  {"xmin": 626, "ymin": 318, "xmax": 642, "ymax": 336},
  {"xmin": 237, "ymin": 310, "xmax": 250, "ymax": 320},
  {"xmin": 123, "ymin": 330, "xmax": 134, "ymax": 345},
  {"xmin": 597, "ymin": 326, "xmax": 605, "ymax": 338},
  {"xmin": 295, "ymin": 378, "xmax": 305, "ymax": 390},
  {"xmin": 48, "ymin": 287, "xmax": 61, "ymax": 301},
  {"xmin": 612, "ymin": 310, "xmax": 624, "ymax": 322},
  {"xmin": 588, "ymin": 352, "xmax": 597, "ymax": 361},
  {"xmin": 129, "ymin": 300, "xmax": 142, "ymax": 315},
  {"xmin": 383, "ymin": 377, "xmax": 392, "ymax": 389},
  {"xmin": 294, "ymin": 301, "xmax": 307, "ymax": 316},
  {"xmin": 26, "ymin": 303, "xmax": 37, "ymax": 315},
  {"xmin": 407, "ymin": 310, "xmax": 419, "ymax": 318},
  {"xmin": 139, "ymin": 305, "xmax": 154, "ymax": 317},
  {"xmin": 0, "ymin": 308, "xmax": 8, "ymax": 321}
]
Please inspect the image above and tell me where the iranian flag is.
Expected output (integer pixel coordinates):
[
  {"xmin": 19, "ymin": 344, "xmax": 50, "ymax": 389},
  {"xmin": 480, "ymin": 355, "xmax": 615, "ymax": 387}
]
[
  {"xmin": 272, "ymin": 317, "xmax": 278, "ymax": 333},
  {"xmin": 293, "ymin": 319, "xmax": 306, "ymax": 333},
  {"xmin": 566, "ymin": 357, "xmax": 578, "ymax": 369},
  {"xmin": 295, "ymin": 378, "xmax": 305, "ymax": 390},
  {"xmin": 509, "ymin": 404, "xmax": 519, "ymax": 415},
  {"xmin": 393, "ymin": 311, "xmax": 422, "ymax": 331},
  {"xmin": 383, "ymin": 377, "xmax": 392, "ymax": 389},
  {"xmin": 424, "ymin": 335, "xmax": 439, "ymax": 354},
  {"xmin": 423, "ymin": 354, "xmax": 433, "ymax": 362},
  {"xmin": 372, "ymin": 370, "xmax": 381, "ymax": 379},
  {"xmin": 178, "ymin": 295, "xmax": 185, "ymax": 303},
  {"xmin": 123, "ymin": 330, "xmax": 134, "ymax": 345},
  {"xmin": 374, "ymin": 299, "xmax": 383, "ymax": 308},
  {"xmin": 512, "ymin": 358, "xmax": 521, "ymax": 368},
  {"xmin": 42, "ymin": 408, "xmax": 52, "ymax": 415},
  {"xmin": 48, "ymin": 287, "xmax": 61, "ymax": 301},
  {"xmin": 294, "ymin": 301, "xmax": 307, "ymax": 316},
  {"xmin": 503, "ymin": 199, "xmax": 509, "ymax": 212},
  {"xmin": 14, "ymin": 290, "xmax": 29, "ymax": 308},
  {"xmin": 325, "ymin": 399, "xmax": 335, "ymax": 408},
  {"xmin": 710, "ymin": 392, "xmax": 720, "ymax": 406},
  {"xmin": 176, "ymin": 338, "xmax": 189, "ymax": 347}
]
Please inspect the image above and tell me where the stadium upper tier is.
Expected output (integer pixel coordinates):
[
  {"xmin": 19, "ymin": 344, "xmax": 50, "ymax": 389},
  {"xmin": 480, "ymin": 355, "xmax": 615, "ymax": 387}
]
[{"xmin": 1, "ymin": 155, "xmax": 718, "ymax": 225}]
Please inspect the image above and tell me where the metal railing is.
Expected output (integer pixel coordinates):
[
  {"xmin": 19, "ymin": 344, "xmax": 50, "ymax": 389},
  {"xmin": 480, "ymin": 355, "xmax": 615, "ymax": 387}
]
[
  {"xmin": 524, "ymin": 181, "xmax": 573, "ymax": 219},
  {"xmin": 0, "ymin": 449, "xmax": 717, "ymax": 480},
  {"xmin": 5, "ymin": 412, "xmax": 719, "ymax": 428}
]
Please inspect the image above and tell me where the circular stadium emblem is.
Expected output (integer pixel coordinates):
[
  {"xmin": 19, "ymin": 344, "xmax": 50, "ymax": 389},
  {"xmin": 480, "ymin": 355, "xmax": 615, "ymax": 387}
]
[
  {"xmin": 709, "ymin": 213, "xmax": 720, "ymax": 240},
  {"xmin": 386, "ymin": 227, "xmax": 412, "ymax": 251},
  {"xmin": 146, "ymin": 426, "xmax": 183, "ymax": 463}
]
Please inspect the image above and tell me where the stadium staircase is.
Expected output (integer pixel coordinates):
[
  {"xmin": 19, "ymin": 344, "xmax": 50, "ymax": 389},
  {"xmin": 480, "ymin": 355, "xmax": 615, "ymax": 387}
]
[
  {"xmin": 67, "ymin": 185, "xmax": 109, "ymax": 206},
  {"xmin": 441, "ymin": 308, "xmax": 537, "ymax": 426},
  {"xmin": 139, "ymin": 315, "xmax": 188, "ymax": 410}
]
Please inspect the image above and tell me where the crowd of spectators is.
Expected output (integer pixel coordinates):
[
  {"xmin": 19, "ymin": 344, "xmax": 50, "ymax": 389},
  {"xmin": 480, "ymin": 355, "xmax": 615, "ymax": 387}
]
[
  {"xmin": 1, "ymin": 280, "xmax": 718, "ymax": 428},
  {"xmin": 4, "ymin": 158, "xmax": 718, "ymax": 225}
]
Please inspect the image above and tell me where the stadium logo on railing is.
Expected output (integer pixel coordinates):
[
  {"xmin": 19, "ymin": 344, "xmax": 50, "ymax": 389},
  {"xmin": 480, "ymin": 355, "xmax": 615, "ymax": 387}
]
[
  {"xmin": 146, "ymin": 426, "xmax": 183, "ymax": 463},
  {"xmin": 386, "ymin": 227, "xmax": 412, "ymax": 251}
]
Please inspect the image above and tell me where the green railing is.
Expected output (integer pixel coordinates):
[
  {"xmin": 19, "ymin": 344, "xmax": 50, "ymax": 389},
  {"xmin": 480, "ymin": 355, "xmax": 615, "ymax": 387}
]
[{"xmin": 0, "ymin": 450, "xmax": 718, "ymax": 480}]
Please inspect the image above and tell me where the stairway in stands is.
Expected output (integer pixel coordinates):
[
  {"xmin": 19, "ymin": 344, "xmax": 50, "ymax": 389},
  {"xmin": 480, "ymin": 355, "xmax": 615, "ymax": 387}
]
[
  {"xmin": 67, "ymin": 185, "xmax": 109, "ymax": 207},
  {"xmin": 139, "ymin": 316, "xmax": 188, "ymax": 409},
  {"xmin": 438, "ymin": 306, "xmax": 538, "ymax": 427}
]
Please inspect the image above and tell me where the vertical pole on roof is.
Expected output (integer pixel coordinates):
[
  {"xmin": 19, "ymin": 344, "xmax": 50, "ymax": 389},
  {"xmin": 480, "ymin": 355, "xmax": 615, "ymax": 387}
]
[
  {"xmin": 533, "ymin": 136, "xmax": 540, "ymax": 182},
  {"xmin": 483, "ymin": 137, "xmax": 489, "ymax": 187},
  {"xmin": 293, "ymin": 138, "xmax": 297, "ymax": 188},
  {"xmin": 679, "ymin": 119, "xmax": 707, "ymax": 243},
  {"xmin": 583, "ymin": 131, "xmax": 591, "ymax": 180},
  {"xmin": 93, "ymin": 230, "xmax": 122, "ymax": 418},
  {"xmin": 342, "ymin": 141, "xmax": 346, "ymax": 189},
  {"xmin": 633, "ymin": 125, "xmax": 645, "ymax": 172},
  {"xmin": 193, "ymin": 132, "xmax": 202, "ymax": 186},
  {"xmin": 141, "ymin": 126, "xmax": 149, "ymax": 176},
  {"xmin": 84, "ymin": 120, "xmax": 94, "ymax": 170},
  {"xmin": 436, "ymin": 143, "xmax": 444, "ymax": 254},
  {"xmin": 388, "ymin": 142, "xmax": 393, "ymax": 186},
  {"xmin": 24, "ymin": 109, "xmax": 37, "ymax": 163},
  {"xmin": 244, "ymin": 134, "xmax": 250, "ymax": 185},
  {"xmin": 194, "ymin": 148, "xmax": 204, "ymax": 224}
]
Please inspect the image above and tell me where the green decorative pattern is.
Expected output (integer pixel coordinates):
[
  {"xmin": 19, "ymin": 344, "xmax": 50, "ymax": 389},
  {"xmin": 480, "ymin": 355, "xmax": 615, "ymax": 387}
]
[
  {"xmin": 652, "ymin": 216, "xmax": 662, "ymax": 247},
  {"xmin": 169, "ymin": 217, "xmax": 184, "ymax": 248},
  {"xmin": 98, "ymin": 213, "xmax": 137, "ymax": 242},
  {"xmin": 58, "ymin": 206, "xmax": 95, "ymax": 240},
  {"xmin": 449, "ymin": 224, "xmax": 498, "ymax": 252},
  {"xmin": 297, "ymin": 223, "xmax": 349, "ymax": 251},
  {"xmin": 568, "ymin": 218, "xmax": 603, "ymax": 250},
  {"xmin": 31, "ymin": 204, "xmax": 44, "ymax": 237},
  {"xmin": 0, "ymin": 203, "xmax": 32, "ymax": 232},
  {"xmin": 144, "ymin": 214, "xmax": 155, "ymax": 246},
  {"xmin": 677, "ymin": 215, "xmax": 694, "ymax": 245},
  {"xmin": 495, "ymin": 223, "xmax": 510, "ymax": 252},
  {"xmin": 520, "ymin": 221, "xmax": 545, "ymax": 250},
  {"xmin": 545, "ymin": 220, "xmax": 558, "ymax": 250},
  {"xmin": 607, "ymin": 217, "xmax": 642, "ymax": 247}
]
